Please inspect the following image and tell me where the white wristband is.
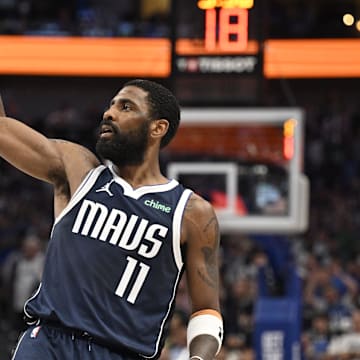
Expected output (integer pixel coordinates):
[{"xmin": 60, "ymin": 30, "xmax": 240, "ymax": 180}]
[{"xmin": 187, "ymin": 311, "xmax": 223, "ymax": 355}]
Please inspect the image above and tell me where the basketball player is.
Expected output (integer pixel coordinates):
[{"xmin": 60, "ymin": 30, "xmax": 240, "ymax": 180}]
[{"xmin": 0, "ymin": 79, "xmax": 223, "ymax": 360}]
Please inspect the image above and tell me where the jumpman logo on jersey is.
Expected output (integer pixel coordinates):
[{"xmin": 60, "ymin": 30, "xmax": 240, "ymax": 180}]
[{"xmin": 96, "ymin": 179, "xmax": 115, "ymax": 197}]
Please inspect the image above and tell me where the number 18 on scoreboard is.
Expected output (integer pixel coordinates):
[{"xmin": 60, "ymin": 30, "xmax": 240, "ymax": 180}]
[{"xmin": 198, "ymin": 0, "xmax": 254, "ymax": 51}]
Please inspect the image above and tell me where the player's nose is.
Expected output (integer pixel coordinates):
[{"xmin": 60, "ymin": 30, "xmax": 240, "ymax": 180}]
[{"xmin": 103, "ymin": 109, "xmax": 113, "ymax": 122}]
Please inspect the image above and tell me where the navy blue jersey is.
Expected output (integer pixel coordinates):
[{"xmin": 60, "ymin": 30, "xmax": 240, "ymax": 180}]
[{"xmin": 25, "ymin": 165, "xmax": 192, "ymax": 358}]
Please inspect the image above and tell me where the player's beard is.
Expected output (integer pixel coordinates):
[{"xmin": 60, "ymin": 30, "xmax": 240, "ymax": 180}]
[{"xmin": 95, "ymin": 120, "xmax": 150, "ymax": 167}]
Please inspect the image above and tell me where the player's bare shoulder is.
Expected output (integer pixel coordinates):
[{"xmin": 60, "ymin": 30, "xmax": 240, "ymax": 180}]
[
  {"xmin": 182, "ymin": 192, "xmax": 220, "ymax": 247},
  {"xmin": 52, "ymin": 139, "xmax": 99, "ymax": 165},
  {"xmin": 51, "ymin": 139, "xmax": 100, "ymax": 195}
]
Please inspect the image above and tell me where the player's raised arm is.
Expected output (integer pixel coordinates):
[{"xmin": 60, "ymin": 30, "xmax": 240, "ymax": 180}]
[
  {"xmin": 0, "ymin": 115, "xmax": 65, "ymax": 183},
  {"xmin": 0, "ymin": 95, "xmax": 5, "ymax": 117},
  {"xmin": 0, "ymin": 98, "xmax": 99, "ymax": 189},
  {"xmin": 182, "ymin": 194, "xmax": 223, "ymax": 360}
]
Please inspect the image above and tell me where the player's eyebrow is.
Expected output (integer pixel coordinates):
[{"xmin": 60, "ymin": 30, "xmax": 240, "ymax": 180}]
[{"xmin": 110, "ymin": 97, "xmax": 138, "ymax": 108}]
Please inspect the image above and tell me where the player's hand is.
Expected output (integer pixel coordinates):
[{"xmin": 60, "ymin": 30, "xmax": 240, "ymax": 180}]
[{"xmin": 0, "ymin": 95, "xmax": 5, "ymax": 117}]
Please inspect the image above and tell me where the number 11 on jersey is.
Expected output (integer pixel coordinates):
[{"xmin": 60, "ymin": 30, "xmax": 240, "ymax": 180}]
[{"xmin": 115, "ymin": 256, "xmax": 150, "ymax": 304}]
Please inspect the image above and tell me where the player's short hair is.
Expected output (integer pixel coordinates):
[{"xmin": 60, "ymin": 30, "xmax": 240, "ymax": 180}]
[{"xmin": 123, "ymin": 79, "xmax": 180, "ymax": 148}]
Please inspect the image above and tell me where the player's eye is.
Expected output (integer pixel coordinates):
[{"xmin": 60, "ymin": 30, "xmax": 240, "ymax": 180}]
[{"xmin": 122, "ymin": 103, "xmax": 131, "ymax": 111}]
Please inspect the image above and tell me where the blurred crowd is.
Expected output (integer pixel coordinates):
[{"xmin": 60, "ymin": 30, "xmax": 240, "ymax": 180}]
[
  {"xmin": 0, "ymin": 0, "xmax": 358, "ymax": 39},
  {"xmin": 0, "ymin": 89, "xmax": 359, "ymax": 360},
  {"xmin": 0, "ymin": 0, "xmax": 169, "ymax": 38}
]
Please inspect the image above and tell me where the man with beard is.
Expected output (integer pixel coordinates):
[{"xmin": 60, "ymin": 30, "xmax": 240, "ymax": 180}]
[{"xmin": 0, "ymin": 79, "xmax": 223, "ymax": 360}]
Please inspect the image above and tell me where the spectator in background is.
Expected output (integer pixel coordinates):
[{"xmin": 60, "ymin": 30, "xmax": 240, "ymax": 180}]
[
  {"xmin": 223, "ymin": 275, "xmax": 256, "ymax": 356},
  {"xmin": 326, "ymin": 308, "xmax": 360, "ymax": 359},
  {"xmin": 323, "ymin": 284, "xmax": 354, "ymax": 335},
  {"xmin": 302, "ymin": 312, "xmax": 331, "ymax": 360},
  {"xmin": 345, "ymin": 258, "xmax": 360, "ymax": 308},
  {"xmin": 1, "ymin": 234, "xmax": 45, "ymax": 334},
  {"xmin": 304, "ymin": 255, "xmax": 357, "ymax": 334},
  {"xmin": 166, "ymin": 309, "xmax": 189, "ymax": 360}
]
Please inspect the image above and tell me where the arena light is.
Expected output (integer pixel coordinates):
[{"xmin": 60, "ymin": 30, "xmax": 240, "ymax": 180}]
[
  {"xmin": 356, "ymin": 20, "xmax": 360, "ymax": 32},
  {"xmin": 343, "ymin": 13, "xmax": 355, "ymax": 26}
]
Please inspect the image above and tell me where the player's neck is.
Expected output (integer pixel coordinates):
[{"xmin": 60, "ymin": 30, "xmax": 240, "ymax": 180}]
[{"xmin": 111, "ymin": 159, "xmax": 167, "ymax": 189}]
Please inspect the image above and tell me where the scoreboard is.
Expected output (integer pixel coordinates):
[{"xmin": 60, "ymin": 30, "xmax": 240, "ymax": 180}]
[{"xmin": 171, "ymin": 0, "xmax": 264, "ymax": 105}]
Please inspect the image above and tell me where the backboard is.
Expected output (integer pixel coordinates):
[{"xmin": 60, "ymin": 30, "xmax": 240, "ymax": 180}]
[{"xmin": 164, "ymin": 108, "xmax": 309, "ymax": 234}]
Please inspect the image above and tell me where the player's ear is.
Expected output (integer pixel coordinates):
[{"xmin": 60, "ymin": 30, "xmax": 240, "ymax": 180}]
[{"xmin": 150, "ymin": 119, "xmax": 169, "ymax": 142}]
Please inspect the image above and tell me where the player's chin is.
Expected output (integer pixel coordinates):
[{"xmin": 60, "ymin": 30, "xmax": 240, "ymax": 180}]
[
  {"xmin": 95, "ymin": 138, "xmax": 121, "ymax": 160},
  {"xmin": 96, "ymin": 136, "xmax": 114, "ymax": 150},
  {"xmin": 96, "ymin": 139, "xmax": 109, "ymax": 155}
]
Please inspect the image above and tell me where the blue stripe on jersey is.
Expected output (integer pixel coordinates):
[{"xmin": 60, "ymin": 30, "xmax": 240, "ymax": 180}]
[{"xmin": 25, "ymin": 166, "xmax": 192, "ymax": 358}]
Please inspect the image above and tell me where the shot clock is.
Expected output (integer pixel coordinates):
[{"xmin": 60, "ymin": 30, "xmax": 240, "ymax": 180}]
[{"xmin": 172, "ymin": 0, "xmax": 263, "ymax": 105}]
